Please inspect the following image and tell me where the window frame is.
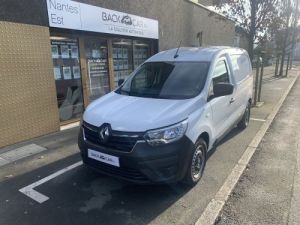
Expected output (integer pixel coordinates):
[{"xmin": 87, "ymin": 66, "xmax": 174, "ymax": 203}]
[
  {"xmin": 208, "ymin": 57, "xmax": 233, "ymax": 101},
  {"xmin": 212, "ymin": 58, "xmax": 232, "ymax": 85}
]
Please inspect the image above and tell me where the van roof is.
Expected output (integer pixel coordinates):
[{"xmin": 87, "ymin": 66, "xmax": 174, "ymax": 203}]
[{"xmin": 146, "ymin": 47, "xmax": 247, "ymax": 62}]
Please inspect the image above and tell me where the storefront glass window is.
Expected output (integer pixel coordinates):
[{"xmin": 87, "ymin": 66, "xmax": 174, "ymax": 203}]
[
  {"xmin": 50, "ymin": 37, "xmax": 84, "ymax": 122},
  {"xmin": 112, "ymin": 39, "xmax": 133, "ymax": 87},
  {"xmin": 133, "ymin": 40, "xmax": 151, "ymax": 69},
  {"xmin": 84, "ymin": 38, "xmax": 110, "ymax": 102}
]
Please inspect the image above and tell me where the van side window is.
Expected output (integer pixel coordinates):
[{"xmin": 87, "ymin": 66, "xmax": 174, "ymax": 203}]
[
  {"xmin": 230, "ymin": 54, "xmax": 251, "ymax": 82},
  {"xmin": 208, "ymin": 60, "xmax": 230, "ymax": 101},
  {"xmin": 212, "ymin": 60, "xmax": 230, "ymax": 85}
]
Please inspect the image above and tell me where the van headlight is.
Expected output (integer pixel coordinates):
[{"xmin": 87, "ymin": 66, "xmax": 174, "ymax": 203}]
[{"xmin": 144, "ymin": 120, "xmax": 188, "ymax": 146}]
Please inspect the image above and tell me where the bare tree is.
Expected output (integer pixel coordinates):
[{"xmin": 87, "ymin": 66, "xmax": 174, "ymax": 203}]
[
  {"xmin": 278, "ymin": 0, "xmax": 294, "ymax": 76},
  {"xmin": 289, "ymin": 0, "xmax": 300, "ymax": 68},
  {"xmin": 213, "ymin": 0, "xmax": 280, "ymax": 60}
]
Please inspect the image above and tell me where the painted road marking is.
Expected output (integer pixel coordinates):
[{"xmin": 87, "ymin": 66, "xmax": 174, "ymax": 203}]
[
  {"xmin": 19, "ymin": 161, "xmax": 83, "ymax": 203},
  {"xmin": 250, "ymin": 118, "xmax": 267, "ymax": 122},
  {"xmin": 60, "ymin": 121, "xmax": 80, "ymax": 131}
]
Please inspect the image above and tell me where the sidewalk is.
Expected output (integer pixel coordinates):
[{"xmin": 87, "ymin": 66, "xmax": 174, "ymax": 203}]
[{"xmin": 217, "ymin": 74, "xmax": 300, "ymax": 225}]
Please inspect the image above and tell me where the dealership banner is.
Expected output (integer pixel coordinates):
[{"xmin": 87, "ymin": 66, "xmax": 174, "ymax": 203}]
[{"xmin": 46, "ymin": 0, "xmax": 159, "ymax": 39}]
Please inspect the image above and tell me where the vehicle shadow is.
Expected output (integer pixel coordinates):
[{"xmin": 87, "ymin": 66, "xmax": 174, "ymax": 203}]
[
  {"xmin": 207, "ymin": 126, "xmax": 243, "ymax": 159},
  {"xmin": 72, "ymin": 165, "xmax": 193, "ymax": 225},
  {"xmin": 0, "ymin": 154, "xmax": 192, "ymax": 225}
]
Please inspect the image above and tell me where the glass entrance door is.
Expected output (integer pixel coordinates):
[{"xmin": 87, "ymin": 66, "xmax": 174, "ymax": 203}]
[
  {"xmin": 84, "ymin": 38, "xmax": 110, "ymax": 102},
  {"xmin": 50, "ymin": 37, "xmax": 84, "ymax": 122}
]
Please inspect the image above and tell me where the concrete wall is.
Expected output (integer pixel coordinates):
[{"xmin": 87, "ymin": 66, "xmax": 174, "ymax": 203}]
[
  {"xmin": 0, "ymin": 0, "xmax": 48, "ymax": 26},
  {"xmin": 234, "ymin": 35, "xmax": 249, "ymax": 52},
  {"xmin": 0, "ymin": 0, "xmax": 235, "ymax": 50},
  {"xmin": 76, "ymin": 0, "xmax": 235, "ymax": 50},
  {"xmin": 239, "ymin": 35, "xmax": 249, "ymax": 52}
]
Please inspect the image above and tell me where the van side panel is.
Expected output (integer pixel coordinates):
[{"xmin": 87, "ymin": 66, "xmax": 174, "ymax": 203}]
[
  {"xmin": 228, "ymin": 53, "xmax": 253, "ymax": 120},
  {"xmin": 186, "ymin": 102, "xmax": 214, "ymax": 150}
]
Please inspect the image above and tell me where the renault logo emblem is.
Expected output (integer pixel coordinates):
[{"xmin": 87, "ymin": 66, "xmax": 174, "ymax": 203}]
[{"xmin": 99, "ymin": 124, "xmax": 111, "ymax": 143}]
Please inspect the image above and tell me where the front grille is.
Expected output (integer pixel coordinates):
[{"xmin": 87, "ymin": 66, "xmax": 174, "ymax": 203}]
[
  {"xmin": 82, "ymin": 121, "xmax": 145, "ymax": 152},
  {"xmin": 84, "ymin": 156, "xmax": 149, "ymax": 182}
]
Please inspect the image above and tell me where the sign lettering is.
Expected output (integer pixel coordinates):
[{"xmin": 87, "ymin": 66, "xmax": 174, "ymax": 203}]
[{"xmin": 46, "ymin": 0, "xmax": 159, "ymax": 39}]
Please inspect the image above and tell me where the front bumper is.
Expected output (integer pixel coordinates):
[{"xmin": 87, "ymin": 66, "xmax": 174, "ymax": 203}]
[{"xmin": 78, "ymin": 127, "xmax": 195, "ymax": 184}]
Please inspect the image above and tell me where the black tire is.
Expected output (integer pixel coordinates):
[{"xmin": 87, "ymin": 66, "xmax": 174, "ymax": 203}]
[
  {"xmin": 183, "ymin": 138, "xmax": 207, "ymax": 186},
  {"xmin": 238, "ymin": 102, "xmax": 251, "ymax": 129}
]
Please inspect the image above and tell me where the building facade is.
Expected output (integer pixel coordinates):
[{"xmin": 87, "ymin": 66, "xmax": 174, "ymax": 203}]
[
  {"xmin": 233, "ymin": 26, "xmax": 249, "ymax": 52},
  {"xmin": 0, "ymin": 0, "xmax": 235, "ymax": 148}
]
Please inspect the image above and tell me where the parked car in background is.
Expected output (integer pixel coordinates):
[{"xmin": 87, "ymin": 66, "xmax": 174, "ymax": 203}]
[{"xmin": 78, "ymin": 47, "xmax": 253, "ymax": 186}]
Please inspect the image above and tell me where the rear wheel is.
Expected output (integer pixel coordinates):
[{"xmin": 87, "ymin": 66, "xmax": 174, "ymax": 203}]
[
  {"xmin": 238, "ymin": 102, "xmax": 251, "ymax": 129},
  {"xmin": 183, "ymin": 138, "xmax": 207, "ymax": 186}
]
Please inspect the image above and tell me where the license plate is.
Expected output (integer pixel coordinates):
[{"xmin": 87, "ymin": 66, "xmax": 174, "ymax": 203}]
[{"xmin": 88, "ymin": 149, "xmax": 120, "ymax": 167}]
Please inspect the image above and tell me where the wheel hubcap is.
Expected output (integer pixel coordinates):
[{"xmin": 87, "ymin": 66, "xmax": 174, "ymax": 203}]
[{"xmin": 191, "ymin": 146, "xmax": 205, "ymax": 181}]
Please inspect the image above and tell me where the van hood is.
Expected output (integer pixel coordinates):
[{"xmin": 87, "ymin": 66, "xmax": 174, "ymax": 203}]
[{"xmin": 83, "ymin": 92, "xmax": 204, "ymax": 132}]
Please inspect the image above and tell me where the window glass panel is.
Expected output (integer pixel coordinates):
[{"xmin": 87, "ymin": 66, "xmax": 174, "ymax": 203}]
[
  {"xmin": 84, "ymin": 37, "xmax": 109, "ymax": 102},
  {"xmin": 212, "ymin": 60, "xmax": 230, "ymax": 85},
  {"xmin": 230, "ymin": 54, "xmax": 251, "ymax": 82},
  {"xmin": 133, "ymin": 40, "xmax": 150, "ymax": 69},
  {"xmin": 50, "ymin": 37, "xmax": 84, "ymax": 122},
  {"xmin": 118, "ymin": 62, "xmax": 209, "ymax": 99},
  {"xmin": 112, "ymin": 39, "xmax": 133, "ymax": 88}
]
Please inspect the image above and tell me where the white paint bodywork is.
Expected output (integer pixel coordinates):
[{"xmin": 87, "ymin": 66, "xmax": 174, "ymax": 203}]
[{"xmin": 83, "ymin": 47, "xmax": 253, "ymax": 151}]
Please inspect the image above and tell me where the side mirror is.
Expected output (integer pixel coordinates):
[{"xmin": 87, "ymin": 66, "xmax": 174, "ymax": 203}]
[
  {"xmin": 118, "ymin": 79, "xmax": 125, "ymax": 87},
  {"xmin": 213, "ymin": 83, "xmax": 234, "ymax": 98}
]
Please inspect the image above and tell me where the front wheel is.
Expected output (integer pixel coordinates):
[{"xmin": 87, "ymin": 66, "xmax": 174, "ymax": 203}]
[
  {"xmin": 183, "ymin": 138, "xmax": 207, "ymax": 186},
  {"xmin": 237, "ymin": 102, "xmax": 251, "ymax": 129}
]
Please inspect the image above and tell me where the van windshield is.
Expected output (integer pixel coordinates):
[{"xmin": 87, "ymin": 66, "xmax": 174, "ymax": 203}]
[{"xmin": 115, "ymin": 61, "xmax": 210, "ymax": 99}]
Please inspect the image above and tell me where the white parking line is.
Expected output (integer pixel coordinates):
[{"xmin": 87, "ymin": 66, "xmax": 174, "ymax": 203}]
[
  {"xmin": 19, "ymin": 161, "xmax": 83, "ymax": 203},
  {"xmin": 250, "ymin": 118, "xmax": 266, "ymax": 122},
  {"xmin": 60, "ymin": 121, "xmax": 80, "ymax": 131}
]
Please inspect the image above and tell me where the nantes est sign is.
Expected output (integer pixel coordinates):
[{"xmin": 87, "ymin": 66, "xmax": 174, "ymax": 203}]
[{"xmin": 46, "ymin": 0, "xmax": 159, "ymax": 39}]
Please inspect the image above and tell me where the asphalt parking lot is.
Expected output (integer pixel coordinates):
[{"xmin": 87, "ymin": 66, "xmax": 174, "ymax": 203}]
[
  {"xmin": 0, "ymin": 71, "xmax": 297, "ymax": 225},
  {"xmin": 0, "ymin": 120, "xmax": 263, "ymax": 225}
]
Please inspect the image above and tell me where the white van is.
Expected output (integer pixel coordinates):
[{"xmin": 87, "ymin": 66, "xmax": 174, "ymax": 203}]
[{"xmin": 78, "ymin": 47, "xmax": 253, "ymax": 185}]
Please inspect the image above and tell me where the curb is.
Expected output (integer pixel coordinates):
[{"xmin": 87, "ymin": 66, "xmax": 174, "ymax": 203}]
[{"xmin": 195, "ymin": 73, "xmax": 299, "ymax": 225}]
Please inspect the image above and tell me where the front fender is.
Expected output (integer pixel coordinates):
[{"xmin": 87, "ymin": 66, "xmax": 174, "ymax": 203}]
[{"xmin": 186, "ymin": 104, "xmax": 214, "ymax": 151}]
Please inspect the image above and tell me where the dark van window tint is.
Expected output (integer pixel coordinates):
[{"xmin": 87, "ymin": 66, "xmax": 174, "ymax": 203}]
[
  {"xmin": 116, "ymin": 62, "xmax": 210, "ymax": 99},
  {"xmin": 231, "ymin": 54, "xmax": 251, "ymax": 82},
  {"xmin": 212, "ymin": 60, "xmax": 230, "ymax": 85}
]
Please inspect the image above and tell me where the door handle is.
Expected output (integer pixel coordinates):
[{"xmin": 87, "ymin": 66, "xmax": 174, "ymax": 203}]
[{"xmin": 229, "ymin": 98, "xmax": 235, "ymax": 104}]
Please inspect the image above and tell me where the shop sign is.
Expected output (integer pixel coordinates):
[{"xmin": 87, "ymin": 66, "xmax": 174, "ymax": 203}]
[{"xmin": 46, "ymin": 0, "xmax": 159, "ymax": 39}]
